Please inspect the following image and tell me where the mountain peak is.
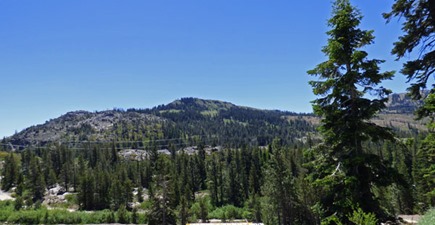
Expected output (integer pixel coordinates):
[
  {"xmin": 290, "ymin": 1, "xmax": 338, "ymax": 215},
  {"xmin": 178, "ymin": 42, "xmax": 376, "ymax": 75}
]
[
  {"xmin": 162, "ymin": 97, "xmax": 236, "ymax": 111},
  {"xmin": 5, "ymin": 94, "xmax": 425, "ymax": 148}
]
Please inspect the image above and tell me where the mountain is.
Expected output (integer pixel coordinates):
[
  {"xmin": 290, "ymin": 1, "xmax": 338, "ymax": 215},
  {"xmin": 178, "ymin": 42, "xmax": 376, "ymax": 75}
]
[
  {"xmin": 374, "ymin": 92, "xmax": 427, "ymax": 132},
  {"xmin": 385, "ymin": 92, "xmax": 424, "ymax": 114},
  {"xmin": 8, "ymin": 110, "xmax": 167, "ymax": 146},
  {"xmin": 5, "ymin": 95, "xmax": 426, "ymax": 149},
  {"xmin": 7, "ymin": 97, "xmax": 314, "ymax": 148}
]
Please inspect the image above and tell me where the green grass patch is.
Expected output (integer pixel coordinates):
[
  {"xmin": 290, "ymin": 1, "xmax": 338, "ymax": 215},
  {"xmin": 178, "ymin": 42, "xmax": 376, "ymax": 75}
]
[
  {"xmin": 0, "ymin": 151, "xmax": 9, "ymax": 160},
  {"xmin": 159, "ymin": 109, "xmax": 182, "ymax": 114},
  {"xmin": 201, "ymin": 110, "xmax": 218, "ymax": 117},
  {"xmin": 0, "ymin": 200, "xmax": 147, "ymax": 224}
]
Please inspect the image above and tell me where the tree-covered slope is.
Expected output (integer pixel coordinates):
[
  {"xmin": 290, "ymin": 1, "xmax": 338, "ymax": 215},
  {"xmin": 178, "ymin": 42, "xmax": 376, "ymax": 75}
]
[
  {"xmin": 6, "ymin": 95, "xmax": 424, "ymax": 149},
  {"xmin": 7, "ymin": 97, "xmax": 314, "ymax": 148}
]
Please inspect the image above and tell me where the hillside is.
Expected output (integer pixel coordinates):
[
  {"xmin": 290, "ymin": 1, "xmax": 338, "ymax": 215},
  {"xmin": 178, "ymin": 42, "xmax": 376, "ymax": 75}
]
[
  {"xmin": 5, "ymin": 94, "xmax": 426, "ymax": 149},
  {"xmin": 7, "ymin": 98, "xmax": 313, "ymax": 148},
  {"xmin": 9, "ymin": 110, "xmax": 167, "ymax": 145}
]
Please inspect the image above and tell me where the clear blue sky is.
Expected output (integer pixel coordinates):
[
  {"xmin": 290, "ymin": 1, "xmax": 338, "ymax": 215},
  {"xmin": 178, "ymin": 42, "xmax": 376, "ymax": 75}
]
[{"xmin": 0, "ymin": 0, "xmax": 407, "ymax": 138}]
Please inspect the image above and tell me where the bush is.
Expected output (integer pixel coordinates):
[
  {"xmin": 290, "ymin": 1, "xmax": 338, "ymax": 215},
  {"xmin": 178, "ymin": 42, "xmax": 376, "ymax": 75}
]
[
  {"xmin": 117, "ymin": 204, "xmax": 131, "ymax": 224},
  {"xmin": 0, "ymin": 201, "xmax": 143, "ymax": 224},
  {"xmin": 47, "ymin": 209, "xmax": 82, "ymax": 224},
  {"xmin": 189, "ymin": 197, "xmax": 212, "ymax": 222},
  {"xmin": 80, "ymin": 210, "xmax": 113, "ymax": 224},
  {"xmin": 0, "ymin": 200, "xmax": 14, "ymax": 221},
  {"xmin": 65, "ymin": 193, "xmax": 78, "ymax": 205},
  {"xmin": 7, "ymin": 210, "xmax": 43, "ymax": 224},
  {"xmin": 347, "ymin": 207, "xmax": 377, "ymax": 225},
  {"xmin": 139, "ymin": 199, "xmax": 153, "ymax": 210},
  {"xmin": 419, "ymin": 208, "xmax": 435, "ymax": 225},
  {"xmin": 208, "ymin": 205, "xmax": 246, "ymax": 221},
  {"xmin": 14, "ymin": 196, "xmax": 23, "ymax": 210}
]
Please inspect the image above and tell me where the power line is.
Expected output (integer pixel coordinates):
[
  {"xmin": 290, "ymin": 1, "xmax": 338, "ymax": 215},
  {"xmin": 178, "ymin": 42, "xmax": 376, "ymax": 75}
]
[
  {"xmin": 0, "ymin": 135, "xmax": 221, "ymax": 151},
  {"xmin": 1, "ymin": 134, "xmax": 273, "ymax": 151}
]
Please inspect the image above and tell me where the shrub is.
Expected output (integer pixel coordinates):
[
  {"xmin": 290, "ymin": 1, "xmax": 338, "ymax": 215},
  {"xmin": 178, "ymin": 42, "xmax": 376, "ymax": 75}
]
[
  {"xmin": 7, "ymin": 210, "xmax": 43, "ymax": 224},
  {"xmin": 117, "ymin": 204, "xmax": 131, "ymax": 224},
  {"xmin": 347, "ymin": 207, "xmax": 377, "ymax": 225},
  {"xmin": 208, "ymin": 205, "xmax": 245, "ymax": 221},
  {"xmin": 419, "ymin": 208, "xmax": 435, "ymax": 225}
]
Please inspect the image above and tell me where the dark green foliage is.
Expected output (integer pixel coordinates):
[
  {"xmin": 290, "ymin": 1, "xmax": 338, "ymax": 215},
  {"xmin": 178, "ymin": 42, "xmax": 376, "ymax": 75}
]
[
  {"xmin": 198, "ymin": 196, "xmax": 209, "ymax": 222},
  {"xmin": 178, "ymin": 196, "xmax": 189, "ymax": 225},
  {"xmin": 0, "ymin": 135, "xmax": 431, "ymax": 224},
  {"xmin": 78, "ymin": 169, "xmax": 95, "ymax": 210},
  {"xmin": 1, "ymin": 152, "xmax": 19, "ymax": 191},
  {"xmin": 137, "ymin": 186, "xmax": 144, "ymax": 203},
  {"xmin": 262, "ymin": 140, "xmax": 315, "ymax": 225},
  {"xmin": 385, "ymin": 0, "xmax": 435, "ymax": 207},
  {"xmin": 147, "ymin": 197, "xmax": 177, "ymax": 225},
  {"xmin": 0, "ymin": 201, "xmax": 143, "ymax": 225},
  {"xmin": 308, "ymin": 0, "xmax": 397, "ymax": 222},
  {"xmin": 116, "ymin": 204, "xmax": 130, "ymax": 224},
  {"xmin": 415, "ymin": 132, "xmax": 435, "ymax": 208},
  {"xmin": 14, "ymin": 196, "xmax": 23, "ymax": 211},
  {"xmin": 27, "ymin": 155, "xmax": 46, "ymax": 203},
  {"xmin": 207, "ymin": 204, "xmax": 250, "ymax": 221},
  {"xmin": 131, "ymin": 207, "xmax": 138, "ymax": 223}
]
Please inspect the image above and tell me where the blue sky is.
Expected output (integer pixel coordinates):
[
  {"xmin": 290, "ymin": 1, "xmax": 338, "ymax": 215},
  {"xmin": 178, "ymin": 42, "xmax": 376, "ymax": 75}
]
[{"xmin": 0, "ymin": 0, "xmax": 407, "ymax": 138}]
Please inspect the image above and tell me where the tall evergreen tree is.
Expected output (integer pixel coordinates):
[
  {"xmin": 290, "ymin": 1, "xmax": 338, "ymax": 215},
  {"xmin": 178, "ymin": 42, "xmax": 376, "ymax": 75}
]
[
  {"xmin": 262, "ymin": 144, "xmax": 298, "ymax": 225},
  {"xmin": 308, "ymin": 0, "xmax": 396, "ymax": 222},
  {"xmin": 415, "ymin": 121, "xmax": 435, "ymax": 208},
  {"xmin": 385, "ymin": 0, "xmax": 435, "ymax": 209},
  {"xmin": 207, "ymin": 154, "xmax": 221, "ymax": 207},
  {"xmin": 384, "ymin": 0, "xmax": 435, "ymax": 104},
  {"xmin": 78, "ymin": 169, "xmax": 95, "ymax": 210},
  {"xmin": 148, "ymin": 174, "xmax": 176, "ymax": 225},
  {"xmin": 1, "ymin": 152, "xmax": 19, "ymax": 191},
  {"xmin": 27, "ymin": 155, "xmax": 46, "ymax": 204}
]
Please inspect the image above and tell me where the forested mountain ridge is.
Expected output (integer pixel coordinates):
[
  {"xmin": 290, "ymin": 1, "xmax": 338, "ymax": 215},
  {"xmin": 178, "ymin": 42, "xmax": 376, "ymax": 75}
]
[
  {"xmin": 1, "ymin": 95, "xmax": 430, "ymax": 225},
  {"xmin": 6, "ymin": 95, "xmax": 424, "ymax": 148},
  {"xmin": 7, "ymin": 97, "xmax": 312, "ymax": 148}
]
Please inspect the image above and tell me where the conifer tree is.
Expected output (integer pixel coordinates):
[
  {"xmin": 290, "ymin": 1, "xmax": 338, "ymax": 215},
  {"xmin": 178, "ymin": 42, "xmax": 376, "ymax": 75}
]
[
  {"xmin": 27, "ymin": 155, "xmax": 46, "ymax": 203},
  {"xmin": 262, "ymin": 140, "xmax": 299, "ymax": 225},
  {"xmin": 78, "ymin": 169, "xmax": 95, "ymax": 210},
  {"xmin": 415, "ymin": 124, "xmax": 435, "ymax": 208},
  {"xmin": 385, "ymin": 0, "xmax": 435, "ymax": 210},
  {"xmin": 207, "ymin": 154, "xmax": 221, "ymax": 207},
  {"xmin": 178, "ymin": 196, "xmax": 189, "ymax": 225},
  {"xmin": 148, "ymin": 175, "xmax": 176, "ymax": 225},
  {"xmin": 384, "ymin": 0, "xmax": 435, "ymax": 104},
  {"xmin": 308, "ymin": 0, "xmax": 396, "ymax": 222},
  {"xmin": 1, "ymin": 152, "xmax": 19, "ymax": 191}
]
